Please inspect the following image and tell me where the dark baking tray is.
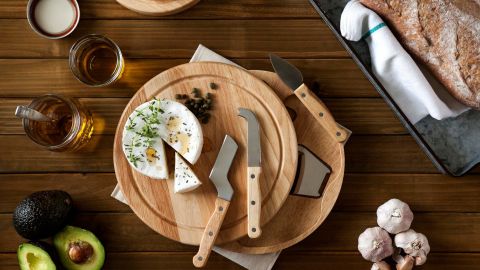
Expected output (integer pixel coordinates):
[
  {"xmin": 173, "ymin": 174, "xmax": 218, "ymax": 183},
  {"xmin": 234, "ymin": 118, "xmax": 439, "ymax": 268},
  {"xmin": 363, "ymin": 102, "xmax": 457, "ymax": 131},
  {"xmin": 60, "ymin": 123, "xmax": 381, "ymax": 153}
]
[{"xmin": 310, "ymin": 0, "xmax": 480, "ymax": 176}]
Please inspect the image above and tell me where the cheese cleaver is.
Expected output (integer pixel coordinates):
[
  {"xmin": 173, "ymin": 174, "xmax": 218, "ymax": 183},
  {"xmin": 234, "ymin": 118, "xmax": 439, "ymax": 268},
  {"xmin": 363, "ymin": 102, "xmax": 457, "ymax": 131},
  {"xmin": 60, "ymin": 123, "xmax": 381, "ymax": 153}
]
[
  {"xmin": 293, "ymin": 145, "xmax": 331, "ymax": 198},
  {"xmin": 270, "ymin": 54, "xmax": 348, "ymax": 143},
  {"xmin": 193, "ymin": 135, "xmax": 238, "ymax": 268},
  {"xmin": 238, "ymin": 108, "xmax": 262, "ymax": 239}
]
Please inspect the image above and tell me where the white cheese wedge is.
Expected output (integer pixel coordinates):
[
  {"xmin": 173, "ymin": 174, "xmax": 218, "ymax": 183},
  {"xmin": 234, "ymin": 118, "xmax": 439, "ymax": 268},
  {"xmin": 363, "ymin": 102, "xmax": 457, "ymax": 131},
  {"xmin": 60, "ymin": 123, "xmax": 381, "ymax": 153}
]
[
  {"xmin": 174, "ymin": 152, "xmax": 202, "ymax": 193},
  {"xmin": 122, "ymin": 100, "xmax": 169, "ymax": 179},
  {"xmin": 156, "ymin": 99, "xmax": 203, "ymax": 165}
]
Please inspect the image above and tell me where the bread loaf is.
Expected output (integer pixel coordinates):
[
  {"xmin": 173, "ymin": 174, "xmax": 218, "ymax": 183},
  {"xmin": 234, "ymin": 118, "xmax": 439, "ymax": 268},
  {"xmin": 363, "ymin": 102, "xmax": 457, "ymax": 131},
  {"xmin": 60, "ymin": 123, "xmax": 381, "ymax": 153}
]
[{"xmin": 359, "ymin": 0, "xmax": 480, "ymax": 108}]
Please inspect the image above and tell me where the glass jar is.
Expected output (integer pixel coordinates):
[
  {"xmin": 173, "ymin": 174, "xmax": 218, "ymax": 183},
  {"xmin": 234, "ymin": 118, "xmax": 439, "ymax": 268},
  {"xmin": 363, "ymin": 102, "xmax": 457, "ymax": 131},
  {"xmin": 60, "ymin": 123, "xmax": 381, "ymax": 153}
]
[
  {"xmin": 69, "ymin": 34, "xmax": 124, "ymax": 87},
  {"xmin": 22, "ymin": 94, "xmax": 94, "ymax": 152}
]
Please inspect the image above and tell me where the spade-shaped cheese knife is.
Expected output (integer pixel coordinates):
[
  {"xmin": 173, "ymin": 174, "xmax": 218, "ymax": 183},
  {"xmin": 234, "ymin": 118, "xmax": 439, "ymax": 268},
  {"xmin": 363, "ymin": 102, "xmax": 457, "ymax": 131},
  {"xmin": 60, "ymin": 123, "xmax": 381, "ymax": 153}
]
[
  {"xmin": 193, "ymin": 135, "xmax": 238, "ymax": 268},
  {"xmin": 238, "ymin": 108, "xmax": 262, "ymax": 239},
  {"xmin": 270, "ymin": 54, "xmax": 348, "ymax": 143}
]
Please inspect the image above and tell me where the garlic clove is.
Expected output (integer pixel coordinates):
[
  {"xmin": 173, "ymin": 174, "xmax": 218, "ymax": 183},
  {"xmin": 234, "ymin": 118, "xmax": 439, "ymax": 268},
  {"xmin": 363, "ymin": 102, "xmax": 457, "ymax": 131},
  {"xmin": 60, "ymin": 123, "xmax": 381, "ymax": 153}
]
[
  {"xmin": 377, "ymin": 199, "xmax": 414, "ymax": 234},
  {"xmin": 358, "ymin": 227, "xmax": 394, "ymax": 262},
  {"xmin": 372, "ymin": 261, "xmax": 391, "ymax": 270},
  {"xmin": 395, "ymin": 229, "xmax": 430, "ymax": 266},
  {"xmin": 396, "ymin": 255, "xmax": 414, "ymax": 270}
]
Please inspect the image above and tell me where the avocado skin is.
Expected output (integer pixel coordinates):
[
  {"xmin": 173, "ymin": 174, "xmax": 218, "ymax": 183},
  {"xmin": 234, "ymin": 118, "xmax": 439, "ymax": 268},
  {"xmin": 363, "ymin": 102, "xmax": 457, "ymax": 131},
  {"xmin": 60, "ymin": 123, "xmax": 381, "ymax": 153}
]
[{"xmin": 13, "ymin": 190, "xmax": 73, "ymax": 240}]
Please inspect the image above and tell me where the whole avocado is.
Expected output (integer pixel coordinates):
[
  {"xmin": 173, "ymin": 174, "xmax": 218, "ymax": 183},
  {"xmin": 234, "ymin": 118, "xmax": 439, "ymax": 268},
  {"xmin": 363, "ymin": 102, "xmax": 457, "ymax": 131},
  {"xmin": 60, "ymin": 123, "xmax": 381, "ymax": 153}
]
[{"xmin": 13, "ymin": 190, "xmax": 73, "ymax": 240}]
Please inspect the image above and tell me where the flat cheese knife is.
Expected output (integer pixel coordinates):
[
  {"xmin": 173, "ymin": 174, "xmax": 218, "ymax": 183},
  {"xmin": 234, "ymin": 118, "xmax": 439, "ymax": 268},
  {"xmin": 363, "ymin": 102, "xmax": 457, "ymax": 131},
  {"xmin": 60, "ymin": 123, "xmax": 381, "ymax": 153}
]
[
  {"xmin": 238, "ymin": 108, "xmax": 262, "ymax": 239},
  {"xmin": 270, "ymin": 54, "xmax": 348, "ymax": 143},
  {"xmin": 193, "ymin": 135, "xmax": 238, "ymax": 268},
  {"xmin": 293, "ymin": 145, "xmax": 331, "ymax": 197}
]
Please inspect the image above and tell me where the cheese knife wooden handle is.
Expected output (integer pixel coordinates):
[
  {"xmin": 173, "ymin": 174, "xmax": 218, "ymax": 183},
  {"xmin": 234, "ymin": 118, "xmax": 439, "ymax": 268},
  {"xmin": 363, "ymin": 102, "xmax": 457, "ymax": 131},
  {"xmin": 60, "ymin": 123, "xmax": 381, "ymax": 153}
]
[
  {"xmin": 247, "ymin": 166, "xmax": 262, "ymax": 238},
  {"xmin": 294, "ymin": 83, "xmax": 348, "ymax": 143},
  {"xmin": 193, "ymin": 198, "xmax": 230, "ymax": 268}
]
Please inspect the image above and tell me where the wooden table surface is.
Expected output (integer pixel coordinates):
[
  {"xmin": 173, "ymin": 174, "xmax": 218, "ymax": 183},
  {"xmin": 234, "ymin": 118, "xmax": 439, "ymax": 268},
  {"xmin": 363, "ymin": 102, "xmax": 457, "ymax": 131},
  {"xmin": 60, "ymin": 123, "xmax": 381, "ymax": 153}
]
[{"xmin": 1, "ymin": 1, "xmax": 479, "ymax": 269}]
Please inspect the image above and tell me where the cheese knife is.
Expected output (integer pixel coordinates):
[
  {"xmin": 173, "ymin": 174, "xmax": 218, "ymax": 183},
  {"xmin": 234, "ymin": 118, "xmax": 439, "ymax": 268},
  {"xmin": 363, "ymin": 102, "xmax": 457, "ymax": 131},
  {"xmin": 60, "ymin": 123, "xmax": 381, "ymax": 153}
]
[
  {"xmin": 270, "ymin": 54, "xmax": 348, "ymax": 143},
  {"xmin": 238, "ymin": 108, "xmax": 262, "ymax": 239},
  {"xmin": 193, "ymin": 135, "xmax": 238, "ymax": 268}
]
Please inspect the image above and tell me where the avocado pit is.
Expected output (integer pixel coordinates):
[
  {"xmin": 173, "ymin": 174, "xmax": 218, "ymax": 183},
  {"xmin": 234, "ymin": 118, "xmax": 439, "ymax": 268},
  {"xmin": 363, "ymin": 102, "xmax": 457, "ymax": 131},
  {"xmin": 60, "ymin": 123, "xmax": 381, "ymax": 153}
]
[{"xmin": 68, "ymin": 241, "xmax": 94, "ymax": 264}]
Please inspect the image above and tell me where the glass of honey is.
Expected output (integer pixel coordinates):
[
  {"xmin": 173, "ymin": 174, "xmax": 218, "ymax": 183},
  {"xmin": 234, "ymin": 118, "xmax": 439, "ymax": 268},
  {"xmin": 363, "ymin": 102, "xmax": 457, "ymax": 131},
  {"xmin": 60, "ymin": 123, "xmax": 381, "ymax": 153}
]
[
  {"xmin": 22, "ymin": 94, "xmax": 94, "ymax": 152},
  {"xmin": 69, "ymin": 34, "xmax": 124, "ymax": 87}
]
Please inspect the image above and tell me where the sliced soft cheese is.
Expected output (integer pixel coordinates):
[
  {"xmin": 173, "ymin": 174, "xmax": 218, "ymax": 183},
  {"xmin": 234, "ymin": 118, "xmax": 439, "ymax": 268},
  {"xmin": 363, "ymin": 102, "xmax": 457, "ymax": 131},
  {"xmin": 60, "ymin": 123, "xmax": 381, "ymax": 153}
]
[
  {"xmin": 156, "ymin": 99, "xmax": 203, "ymax": 165},
  {"xmin": 174, "ymin": 152, "xmax": 202, "ymax": 193},
  {"xmin": 122, "ymin": 98, "xmax": 203, "ymax": 179},
  {"xmin": 122, "ymin": 100, "xmax": 169, "ymax": 179}
]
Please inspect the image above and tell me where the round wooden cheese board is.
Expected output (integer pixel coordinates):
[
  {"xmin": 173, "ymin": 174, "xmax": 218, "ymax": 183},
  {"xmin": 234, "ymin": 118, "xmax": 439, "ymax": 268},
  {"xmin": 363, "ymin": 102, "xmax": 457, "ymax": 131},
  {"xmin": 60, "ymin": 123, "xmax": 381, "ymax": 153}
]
[
  {"xmin": 220, "ymin": 70, "xmax": 346, "ymax": 254},
  {"xmin": 113, "ymin": 62, "xmax": 297, "ymax": 245},
  {"xmin": 116, "ymin": 0, "xmax": 199, "ymax": 16}
]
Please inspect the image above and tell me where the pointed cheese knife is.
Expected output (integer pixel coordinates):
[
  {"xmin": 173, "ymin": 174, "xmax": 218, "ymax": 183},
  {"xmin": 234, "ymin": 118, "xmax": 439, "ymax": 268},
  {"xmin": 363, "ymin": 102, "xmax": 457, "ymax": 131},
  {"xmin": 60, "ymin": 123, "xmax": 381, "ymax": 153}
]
[
  {"xmin": 193, "ymin": 135, "xmax": 238, "ymax": 268},
  {"xmin": 270, "ymin": 54, "xmax": 348, "ymax": 143},
  {"xmin": 238, "ymin": 108, "xmax": 262, "ymax": 239}
]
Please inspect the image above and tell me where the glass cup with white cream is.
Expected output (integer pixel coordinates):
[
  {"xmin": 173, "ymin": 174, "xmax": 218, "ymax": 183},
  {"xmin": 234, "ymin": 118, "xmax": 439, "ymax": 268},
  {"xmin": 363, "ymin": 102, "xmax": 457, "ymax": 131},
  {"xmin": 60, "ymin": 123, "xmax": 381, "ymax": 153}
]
[{"xmin": 27, "ymin": 0, "xmax": 80, "ymax": 39}]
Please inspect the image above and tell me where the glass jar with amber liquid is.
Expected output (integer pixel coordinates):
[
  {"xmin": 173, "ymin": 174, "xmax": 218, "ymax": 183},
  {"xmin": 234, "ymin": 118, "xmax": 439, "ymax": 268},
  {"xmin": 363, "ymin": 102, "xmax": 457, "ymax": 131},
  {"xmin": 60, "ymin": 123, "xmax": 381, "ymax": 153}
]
[
  {"xmin": 69, "ymin": 34, "xmax": 124, "ymax": 87},
  {"xmin": 22, "ymin": 94, "xmax": 94, "ymax": 151}
]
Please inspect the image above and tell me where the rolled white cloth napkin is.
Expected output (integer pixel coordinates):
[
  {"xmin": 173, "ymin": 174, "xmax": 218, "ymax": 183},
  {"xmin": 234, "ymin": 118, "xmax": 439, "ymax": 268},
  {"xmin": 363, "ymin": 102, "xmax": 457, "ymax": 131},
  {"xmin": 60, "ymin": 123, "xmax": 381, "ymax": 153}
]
[
  {"xmin": 340, "ymin": 0, "xmax": 468, "ymax": 124},
  {"xmin": 111, "ymin": 44, "xmax": 280, "ymax": 270}
]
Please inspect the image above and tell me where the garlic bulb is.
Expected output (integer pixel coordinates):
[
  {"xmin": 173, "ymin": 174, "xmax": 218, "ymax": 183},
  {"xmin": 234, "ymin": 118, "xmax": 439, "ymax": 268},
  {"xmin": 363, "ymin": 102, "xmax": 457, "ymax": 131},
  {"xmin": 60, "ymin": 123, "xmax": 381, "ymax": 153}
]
[
  {"xmin": 358, "ymin": 227, "xmax": 394, "ymax": 262},
  {"xmin": 395, "ymin": 229, "xmax": 430, "ymax": 265},
  {"xmin": 371, "ymin": 261, "xmax": 391, "ymax": 270},
  {"xmin": 377, "ymin": 199, "xmax": 414, "ymax": 234}
]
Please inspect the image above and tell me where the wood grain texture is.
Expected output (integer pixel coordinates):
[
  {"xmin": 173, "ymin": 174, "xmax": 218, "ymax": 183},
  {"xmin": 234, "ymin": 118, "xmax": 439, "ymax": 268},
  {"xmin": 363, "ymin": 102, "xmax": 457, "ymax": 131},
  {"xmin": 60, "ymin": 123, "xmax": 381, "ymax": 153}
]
[
  {"xmin": 0, "ymin": 98, "xmax": 405, "ymax": 136},
  {"xmin": 1, "ymin": 134, "xmax": 453, "ymax": 173},
  {"xmin": 193, "ymin": 198, "xmax": 230, "ymax": 268},
  {"xmin": 221, "ymin": 70, "xmax": 345, "ymax": 254},
  {"xmin": 294, "ymin": 83, "xmax": 349, "ymax": 142},
  {"xmin": 1, "ymin": 212, "xmax": 480, "ymax": 253},
  {"xmin": 0, "ymin": 59, "xmax": 377, "ymax": 98},
  {"xmin": 0, "ymin": 0, "xmax": 318, "ymax": 19},
  {"xmin": 0, "ymin": 251, "xmax": 479, "ymax": 270},
  {"xmin": 247, "ymin": 166, "xmax": 262, "ymax": 239},
  {"xmin": 0, "ymin": 20, "xmax": 347, "ymax": 58},
  {"xmin": 2, "ymin": 173, "xmax": 480, "ymax": 214},
  {"xmin": 114, "ymin": 62, "xmax": 297, "ymax": 245},
  {"xmin": 116, "ymin": 0, "xmax": 199, "ymax": 16}
]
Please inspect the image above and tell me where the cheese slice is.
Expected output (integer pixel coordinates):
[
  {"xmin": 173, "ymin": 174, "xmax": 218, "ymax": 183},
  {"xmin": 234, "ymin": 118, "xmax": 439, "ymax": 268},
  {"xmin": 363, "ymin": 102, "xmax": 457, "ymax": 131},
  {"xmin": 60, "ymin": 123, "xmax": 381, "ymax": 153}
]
[
  {"xmin": 122, "ymin": 100, "xmax": 168, "ymax": 179},
  {"xmin": 157, "ymin": 99, "xmax": 203, "ymax": 165},
  {"xmin": 174, "ymin": 152, "xmax": 202, "ymax": 193}
]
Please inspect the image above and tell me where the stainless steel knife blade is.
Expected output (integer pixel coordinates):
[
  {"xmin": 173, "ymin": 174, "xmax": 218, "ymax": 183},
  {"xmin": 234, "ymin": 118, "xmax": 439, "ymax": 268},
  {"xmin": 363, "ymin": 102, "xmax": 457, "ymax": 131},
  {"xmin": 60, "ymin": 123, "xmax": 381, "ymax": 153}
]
[
  {"xmin": 293, "ymin": 145, "xmax": 331, "ymax": 197},
  {"xmin": 269, "ymin": 53, "xmax": 304, "ymax": 90},
  {"xmin": 238, "ymin": 108, "xmax": 261, "ymax": 167},
  {"xmin": 209, "ymin": 135, "xmax": 238, "ymax": 201}
]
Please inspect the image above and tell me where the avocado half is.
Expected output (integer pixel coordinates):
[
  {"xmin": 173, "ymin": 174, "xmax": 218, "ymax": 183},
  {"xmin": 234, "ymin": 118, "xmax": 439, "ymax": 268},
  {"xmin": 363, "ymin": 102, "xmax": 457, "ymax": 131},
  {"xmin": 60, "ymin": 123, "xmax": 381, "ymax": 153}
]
[
  {"xmin": 18, "ymin": 242, "xmax": 57, "ymax": 270},
  {"xmin": 53, "ymin": 226, "xmax": 105, "ymax": 270}
]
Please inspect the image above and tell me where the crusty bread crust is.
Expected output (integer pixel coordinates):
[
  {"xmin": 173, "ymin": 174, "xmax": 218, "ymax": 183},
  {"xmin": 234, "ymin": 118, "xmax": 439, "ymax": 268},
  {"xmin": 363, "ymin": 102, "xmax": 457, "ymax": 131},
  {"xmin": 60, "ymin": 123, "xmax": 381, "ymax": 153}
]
[{"xmin": 360, "ymin": 0, "xmax": 480, "ymax": 108}]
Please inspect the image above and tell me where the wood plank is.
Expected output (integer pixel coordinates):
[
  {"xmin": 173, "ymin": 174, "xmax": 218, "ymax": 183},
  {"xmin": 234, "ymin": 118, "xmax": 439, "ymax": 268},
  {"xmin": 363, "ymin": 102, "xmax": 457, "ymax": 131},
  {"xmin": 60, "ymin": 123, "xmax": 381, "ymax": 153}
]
[
  {"xmin": 1, "ymin": 212, "xmax": 480, "ymax": 253},
  {"xmin": 0, "ymin": 98, "xmax": 404, "ymax": 135},
  {"xmin": 0, "ymin": 59, "xmax": 377, "ymax": 98},
  {"xmin": 0, "ymin": 135, "xmax": 450, "ymax": 173},
  {"xmin": 0, "ymin": 0, "xmax": 318, "ymax": 19},
  {"xmin": 0, "ymin": 174, "xmax": 128, "ymax": 213},
  {"xmin": 0, "ymin": 135, "xmax": 114, "ymax": 173},
  {"xmin": 337, "ymin": 173, "xmax": 480, "ymax": 212},
  {"xmin": 1, "ymin": 251, "xmax": 478, "ymax": 270},
  {"xmin": 0, "ymin": 19, "xmax": 347, "ymax": 58},
  {"xmin": 345, "ymin": 135, "xmax": 438, "ymax": 173},
  {"xmin": 1, "ymin": 173, "xmax": 479, "ymax": 214}
]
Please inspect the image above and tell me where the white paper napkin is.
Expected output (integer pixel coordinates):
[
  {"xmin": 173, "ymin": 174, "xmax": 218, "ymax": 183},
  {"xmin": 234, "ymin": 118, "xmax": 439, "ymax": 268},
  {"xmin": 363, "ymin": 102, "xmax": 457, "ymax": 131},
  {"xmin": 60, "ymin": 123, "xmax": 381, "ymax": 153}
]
[
  {"xmin": 111, "ymin": 44, "xmax": 280, "ymax": 270},
  {"xmin": 340, "ymin": 0, "xmax": 468, "ymax": 124}
]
